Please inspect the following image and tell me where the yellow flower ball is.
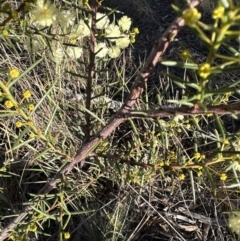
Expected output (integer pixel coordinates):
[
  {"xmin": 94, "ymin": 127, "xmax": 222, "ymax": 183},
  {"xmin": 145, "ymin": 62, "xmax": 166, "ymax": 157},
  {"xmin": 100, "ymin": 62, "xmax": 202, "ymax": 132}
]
[
  {"xmin": 194, "ymin": 152, "xmax": 201, "ymax": 159},
  {"xmin": 201, "ymin": 154, "xmax": 206, "ymax": 159},
  {"xmin": 28, "ymin": 223, "xmax": 37, "ymax": 232},
  {"xmin": 31, "ymin": 0, "xmax": 57, "ymax": 27},
  {"xmin": 228, "ymin": 211, "xmax": 240, "ymax": 234},
  {"xmin": 182, "ymin": 8, "xmax": 201, "ymax": 25},
  {"xmin": 158, "ymin": 160, "xmax": 164, "ymax": 167},
  {"xmin": 28, "ymin": 104, "xmax": 35, "ymax": 111},
  {"xmin": 2, "ymin": 29, "xmax": 8, "ymax": 36},
  {"xmin": 197, "ymin": 171, "xmax": 202, "ymax": 177},
  {"xmin": 222, "ymin": 139, "xmax": 229, "ymax": 145},
  {"xmin": 212, "ymin": 6, "xmax": 225, "ymax": 19},
  {"xmin": 15, "ymin": 121, "xmax": 23, "ymax": 128},
  {"xmin": 9, "ymin": 69, "xmax": 20, "ymax": 78},
  {"xmin": 63, "ymin": 232, "xmax": 70, "ymax": 239},
  {"xmin": 220, "ymin": 173, "xmax": 227, "ymax": 181},
  {"xmin": 118, "ymin": 15, "xmax": 132, "ymax": 32},
  {"xmin": 23, "ymin": 90, "xmax": 32, "ymax": 99},
  {"xmin": 178, "ymin": 173, "xmax": 185, "ymax": 180},
  {"xmin": 198, "ymin": 63, "xmax": 211, "ymax": 79},
  {"xmin": 132, "ymin": 27, "xmax": 139, "ymax": 34},
  {"xmin": 4, "ymin": 100, "xmax": 14, "ymax": 109},
  {"xmin": 29, "ymin": 132, "xmax": 35, "ymax": 139},
  {"xmin": 27, "ymin": 120, "xmax": 34, "ymax": 126}
]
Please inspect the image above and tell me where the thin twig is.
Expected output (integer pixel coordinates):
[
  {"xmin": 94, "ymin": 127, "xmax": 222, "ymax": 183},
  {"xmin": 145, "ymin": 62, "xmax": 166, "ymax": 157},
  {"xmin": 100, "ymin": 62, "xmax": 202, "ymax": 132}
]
[{"xmin": 0, "ymin": 0, "xmax": 204, "ymax": 240}]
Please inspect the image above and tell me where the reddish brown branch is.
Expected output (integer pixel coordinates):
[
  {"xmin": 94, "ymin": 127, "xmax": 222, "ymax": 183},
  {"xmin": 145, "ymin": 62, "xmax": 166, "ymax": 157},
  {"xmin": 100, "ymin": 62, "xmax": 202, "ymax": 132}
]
[
  {"xmin": 0, "ymin": 1, "xmax": 204, "ymax": 240},
  {"xmin": 85, "ymin": 0, "xmax": 98, "ymax": 141},
  {"xmin": 116, "ymin": 102, "xmax": 240, "ymax": 118}
]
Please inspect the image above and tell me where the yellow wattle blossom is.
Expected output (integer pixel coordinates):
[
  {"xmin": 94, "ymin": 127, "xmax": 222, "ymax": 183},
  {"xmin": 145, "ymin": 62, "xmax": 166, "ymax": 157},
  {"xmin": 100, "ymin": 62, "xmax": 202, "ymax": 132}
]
[
  {"xmin": 222, "ymin": 139, "xmax": 229, "ymax": 145},
  {"xmin": 31, "ymin": 0, "xmax": 57, "ymax": 27},
  {"xmin": 28, "ymin": 223, "xmax": 37, "ymax": 232},
  {"xmin": 130, "ymin": 35, "xmax": 135, "ymax": 43},
  {"xmin": 132, "ymin": 27, "xmax": 139, "ymax": 34},
  {"xmin": 66, "ymin": 46, "xmax": 83, "ymax": 59},
  {"xmin": 177, "ymin": 128, "xmax": 182, "ymax": 133},
  {"xmin": 23, "ymin": 90, "xmax": 32, "ymax": 99},
  {"xmin": 29, "ymin": 132, "xmax": 35, "ymax": 138},
  {"xmin": 15, "ymin": 121, "xmax": 23, "ymax": 128},
  {"xmin": 28, "ymin": 104, "xmax": 35, "ymax": 111},
  {"xmin": 4, "ymin": 100, "xmax": 14, "ymax": 109},
  {"xmin": 201, "ymin": 154, "xmax": 206, "ymax": 159},
  {"xmin": 228, "ymin": 211, "xmax": 240, "ymax": 235},
  {"xmin": 71, "ymin": 20, "xmax": 91, "ymax": 39},
  {"xmin": 63, "ymin": 232, "xmax": 70, "ymax": 239},
  {"xmin": 56, "ymin": 10, "xmax": 75, "ymax": 28},
  {"xmin": 182, "ymin": 8, "xmax": 201, "ymax": 25},
  {"xmin": 194, "ymin": 152, "xmax": 201, "ymax": 159},
  {"xmin": 197, "ymin": 171, "xmax": 202, "ymax": 177},
  {"xmin": 2, "ymin": 29, "xmax": 8, "ymax": 36},
  {"xmin": 70, "ymin": 38, "xmax": 76, "ymax": 44},
  {"xmin": 9, "ymin": 68, "xmax": 20, "ymax": 78},
  {"xmin": 96, "ymin": 12, "xmax": 110, "ymax": 29},
  {"xmin": 106, "ymin": 24, "xmax": 121, "ymax": 41},
  {"xmin": 220, "ymin": 173, "xmax": 227, "ymax": 181},
  {"xmin": 158, "ymin": 160, "xmax": 164, "ymax": 167},
  {"xmin": 115, "ymin": 35, "xmax": 130, "ymax": 49},
  {"xmin": 212, "ymin": 6, "xmax": 225, "ymax": 19},
  {"xmin": 27, "ymin": 120, "xmax": 34, "ymax": 126},
  {"xmin": 178, "ymin": 173, "xmax": 185, "ymax": 180},
  {"xmin": 108, "ymin": 46, "xmax": 121, "ymax": 58},
  {"xmin": 95, "ymin": 42, "xmax": 108, "ymax": 58},
  {"xmin": 198, "ymin": 62, "xmax": 211, "ymax": 79},
  {"xmin": 118, "ymin": 15, "xmax": 132, "ymax": 32}
]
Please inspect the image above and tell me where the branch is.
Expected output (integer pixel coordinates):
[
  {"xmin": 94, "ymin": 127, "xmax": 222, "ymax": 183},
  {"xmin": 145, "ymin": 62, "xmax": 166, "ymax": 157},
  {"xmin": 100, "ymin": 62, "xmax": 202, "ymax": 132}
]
[
  {"xmin": 85, "ymin": 0, "xmax": 98, "ymax": 141},
  {"xmin": 0, "ymin": 0, "xmax": 204, "ymax": 240},
  {"xmin": 115, "ymin": 102, "xmax": 240, "ymax": 118}
]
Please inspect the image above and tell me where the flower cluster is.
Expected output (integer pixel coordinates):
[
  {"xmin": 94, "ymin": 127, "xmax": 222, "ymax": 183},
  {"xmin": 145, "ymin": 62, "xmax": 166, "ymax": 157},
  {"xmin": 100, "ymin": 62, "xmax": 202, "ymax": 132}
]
[
  {"xmin": 93, "ymin": 14, "xmax": 138, "ymax": 59},
  {"xmin": 29, "ymin": 0, "xmax": 138, "ymax": 62}
]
